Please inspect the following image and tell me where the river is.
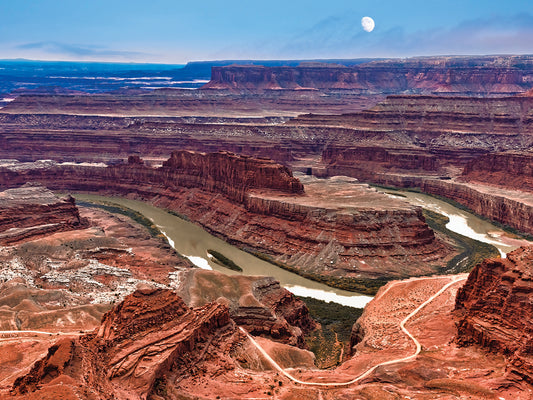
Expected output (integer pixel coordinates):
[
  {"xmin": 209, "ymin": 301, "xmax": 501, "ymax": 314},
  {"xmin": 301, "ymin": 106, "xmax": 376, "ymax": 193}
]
[
  {"xmin": 375, "ymin": 188, "xmax": 531, "ymax": 257},
  {"xmin": 74, "ymin": 194, "xmax": 373, "ymax": 308},
  {"xmin": 74, "ymin": 191, "xmax": 530, "ymax": 308}
]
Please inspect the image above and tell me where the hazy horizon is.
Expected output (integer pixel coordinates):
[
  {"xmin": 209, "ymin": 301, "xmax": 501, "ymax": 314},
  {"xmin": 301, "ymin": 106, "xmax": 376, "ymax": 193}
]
[
  {"xmin": 1, "ymin": 0, "xmax": 532, "ymax": 64},
  {"xmin": 2, "ymin": 53, "xmax": 533, "ymax": 66}
]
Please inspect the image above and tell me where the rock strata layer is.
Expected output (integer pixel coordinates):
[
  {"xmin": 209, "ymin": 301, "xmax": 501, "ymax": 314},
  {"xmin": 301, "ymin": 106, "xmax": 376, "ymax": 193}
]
[
  {"xmin": 204, "ymin": 56, "xmax": 533, "ymax": 94},
  {"xmin": 455, "ymin": 246, "xmax": 533, "ymax": 383},
  {"xmin": 314, "ymin": 93, "xmax": 533, "ymax": 178},
  {"xmin": 0, "ymin": 184, "xmax": 87, "ymax": 244},
  {"xmin": 461, "ymin": 151, "xmax": 533, "ymax": 192}
]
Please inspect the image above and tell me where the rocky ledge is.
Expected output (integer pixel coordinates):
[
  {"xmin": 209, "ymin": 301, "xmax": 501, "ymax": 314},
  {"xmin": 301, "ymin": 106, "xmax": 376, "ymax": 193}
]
[
  {"xmin": 0, "ymin": 183, "xmax": 87, "ymax": 245},
  {"xmin": 160, "ymin": 150, "xmax": 304, "ymax": 202},
  {"xmin": 203, "ymin": 56, "xmax": 533, "ymax": 94},
  {"xmin": 455, "ymin": 246, "xmax": 533, "ymax": 383},
  {"xmin": 309, "ymin": 93, "xmax": 533, "ymax": 178}
]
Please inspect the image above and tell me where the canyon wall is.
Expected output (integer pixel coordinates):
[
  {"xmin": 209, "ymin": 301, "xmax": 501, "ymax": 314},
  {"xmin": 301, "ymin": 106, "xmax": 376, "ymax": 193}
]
[
  {"xmin": 0, "ymin": 111, "xmax": 347, "ymax": 164},
  {"xmin": 3, "ymin": 89, "xmax": 532, "ymax": 171},
  {"xmin": 461, "ymin": 151, "xmax": 533, "ymax": 192},
  {"xmin": 455, "ymin": 246, "xmax": 533, "ymax": 383},
  {"xmin": 203, "ymin": 56, "xmax": 533, "ymax": 94},
  {"xmin": 321, "ymin": 145, "xmax": 441, "ymax": 177},
  {"xmin": 417, "ymin": 180, "xmax": 533, "ymax": 236},
  {"xmin": 160, "ymin": 150, "xmax": 304, "ymax": 202},
  {"xmin": 313, "ymin": 92, "xmax": 533, "ymax": 236},
  {"xmin": 0, "ymin": 184, "xmax": 87, "ymax": 244},
  {"xmin": 313, "ymin": 94, "xmax": 533, "ymax": 171}
]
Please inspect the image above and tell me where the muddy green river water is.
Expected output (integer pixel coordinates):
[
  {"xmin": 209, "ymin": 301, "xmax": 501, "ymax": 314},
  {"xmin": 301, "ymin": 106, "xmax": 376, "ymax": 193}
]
[{"xmin": 74, "ymin": 191, "xmax": 530, "ymax": 307}]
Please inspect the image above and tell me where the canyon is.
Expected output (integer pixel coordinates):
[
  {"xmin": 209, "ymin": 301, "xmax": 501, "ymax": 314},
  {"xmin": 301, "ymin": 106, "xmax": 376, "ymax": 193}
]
[
  {"xmin": 1, "ymin": 88, "xmax": 532, "ymax": 242},
  {"xmin": 0, "ymin": 151, "xmax": 454, "ymax": 289},
  {"xmin": 1, "ymin": 55, "xmax": 533, "ymax": 399}
]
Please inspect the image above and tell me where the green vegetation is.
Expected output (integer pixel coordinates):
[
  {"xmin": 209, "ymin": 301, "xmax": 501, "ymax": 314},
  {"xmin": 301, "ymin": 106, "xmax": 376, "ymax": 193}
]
[
  {"xmin": 77, "ymin": 200, "xmax": 169, "ymax": 243},
  {"xmin": 298, "ymin": 296, "xmax": 363, "ymax": 368},
  {"xmin": 246, "ymin": 250, "xmax": 390, "ymax": 295},
  {"xmin": 165, "ymin": 209, "xmax": 191, "ymax": 222},
  {"xmin": 207, "ymin": 249, "xmax": 243, "ymax": 272},
  {"xmin": 385, "ymin": 191, "xmax": 406, "ymax": 197},
  {"xmin": 423, "ymin": 209, "xmax": 500, "ymax": 273}
]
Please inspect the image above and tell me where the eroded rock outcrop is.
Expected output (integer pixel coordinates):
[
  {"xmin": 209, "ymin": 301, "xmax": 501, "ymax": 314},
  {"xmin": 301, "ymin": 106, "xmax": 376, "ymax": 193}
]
[
  {"xmin": 177, "ymin": 269, "xmax": 317, "ymax": 347},
  {"xmin": 12, "ymin": 289, "xmax": 239, "ymax": 399},
  {"xmin": 347, "ymin": 173, "xmax": 533, "ymax": 237},
  {"xmin": 161, "ymin": 150, "xmax": 304, "ymax": 202},
  {"xmin": 321, "ymin": 145, "xmax": 441, "ymax": 178},
  {"xmin": 455, "ymin": 246, "xmax": 533, "ymax": 383},
  {"xmin": 0, "ymin": 184, "xmax": 87, "ymax": 244},
  {"xmin": 314, "ymin": 93, "xmax": 533, "ymax": 179}
]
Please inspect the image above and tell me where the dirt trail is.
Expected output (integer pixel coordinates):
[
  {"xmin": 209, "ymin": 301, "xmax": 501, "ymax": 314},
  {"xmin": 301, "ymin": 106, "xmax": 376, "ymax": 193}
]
[{"xmin": 241, "ymin": 274, "xmax": 467, "ymax": 387}]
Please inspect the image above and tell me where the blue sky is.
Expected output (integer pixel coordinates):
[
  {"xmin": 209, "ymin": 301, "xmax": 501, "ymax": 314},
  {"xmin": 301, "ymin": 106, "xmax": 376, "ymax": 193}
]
[{"xmin": 1, "ymin": 0, "xmax": 532, "ymax": 62}]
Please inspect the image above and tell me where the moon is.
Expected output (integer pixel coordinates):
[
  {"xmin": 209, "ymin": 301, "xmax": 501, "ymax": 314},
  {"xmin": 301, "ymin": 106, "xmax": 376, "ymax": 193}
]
[{"xmin": 361, "ymin": 16, "xmax": 375, "ymax": 32}]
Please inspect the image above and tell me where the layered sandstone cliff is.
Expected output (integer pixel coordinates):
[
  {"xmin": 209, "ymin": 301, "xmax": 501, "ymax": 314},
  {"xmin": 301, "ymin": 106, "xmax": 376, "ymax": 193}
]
[
  {"xmin": 321, "ymin": 145, "xmax": 442, "ymax": 178},
  {"xmin": 461, "ymin": 151, "xmax": 533, "ymax": 192},
  {"xmin": 203, "ymin": 56, "xmax": 533, "ymax": 94},
  {"xmin": 333, "ymin": 171, "xmax": 533, "ymax": 237},
  {"xmin": 160, "ymin": 150, "xmax": 304, "ymax": 202},
  {"xmin": 311, "ymin": 93, "xmax": 533, "ymax": 171},
  {"xmin": 0, "ymin": 184, "xmax": 87, "ymax": 244},
  {"xmin": 455, "ymin": 246, "xmax": 533, "ymax": 383}
]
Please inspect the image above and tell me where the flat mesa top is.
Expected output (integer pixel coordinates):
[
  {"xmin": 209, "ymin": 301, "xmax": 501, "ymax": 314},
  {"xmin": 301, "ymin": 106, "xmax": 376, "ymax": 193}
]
[
  {"xmin": 250, "ymin": 175, "xmax": 415, "ymax": 212},
  {"xmin": 0, "ymin": 185, "xmax": 63, "ymax": 207}
]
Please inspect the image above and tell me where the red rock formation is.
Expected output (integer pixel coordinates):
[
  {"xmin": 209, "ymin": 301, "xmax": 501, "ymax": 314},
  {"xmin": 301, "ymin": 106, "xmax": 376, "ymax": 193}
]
[
  {"xmin": 12, "ymin": 289, "xmax": 238, "ymax": 399},
  {"xmin": 251, "ymin": 276, "xmax": 317, "ymax": 334},
  {"xmin": 161, "ymin": 150, "xmax": 304, "ymax": 201},
  {"xmin": 310, "ymin": 93, "xmax": 533, "ymax": 169},
  {"xmin": 321, "ymin": 145, "xmax": 441, "ymax": 178},
  {"xmin": 0, "ymin": 184, "xmax": 87, "ymax": 244},
  {"xmin": 0, "ymin": 89, "xmax": 379, "ymax": 117},
  {"xmin": 177, "ymin": 270, "xmax": 317, "ymax": 347},
  {"xmin": 337, "ymin": 171, "xmax": 533, "ymax": 237},
  {"xmin": 418, "ymin": 179, "xmax": 533, "ymax": 236},
  {"xmin": 461, "ymin": 151, "xmax": 533, "ymax": 192},
  {"xmin": 455, "ymin": 246, "xmax": 533, "ymax": 383},
  {"xmin": 203, "ymin": 56, "xmax": 533, "ymax": 94},
  {"xmin": 0, "ymin": 112, "xmax": 334, "ymax": 164}
]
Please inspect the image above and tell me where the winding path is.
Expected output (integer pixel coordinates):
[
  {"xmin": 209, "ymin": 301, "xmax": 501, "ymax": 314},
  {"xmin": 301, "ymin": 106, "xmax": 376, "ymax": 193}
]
[
  {"xmin": 0, "ymin": 330, "xmax": 88, "ymax": 342},
  {"xmin": 241, "ymin": 274, "xmax": 467, "ymax": 387}
]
